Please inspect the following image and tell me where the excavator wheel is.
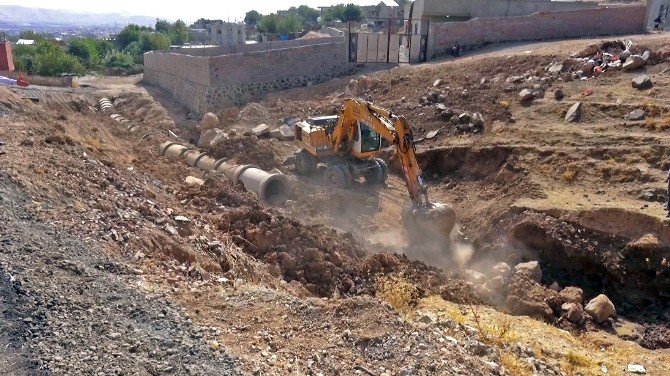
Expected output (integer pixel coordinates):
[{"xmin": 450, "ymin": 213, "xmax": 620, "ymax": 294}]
[
  {"xmin": 401, "ymin": 202, "xmax": 456, "ymax": 265},
  {"xmin": 324, "ymin": 165, "xmax": 351, "ymax": 189},
  {"xmin": 373, "ymin": 158, "xmax": 389, "ymax": 184},
  {"xmin": 365, "ymin": 159, "xmax": 388, "ymax": 185},
  {"xmin": 294, "ymin": 149, "xmax": 317, "ymax": 175}
]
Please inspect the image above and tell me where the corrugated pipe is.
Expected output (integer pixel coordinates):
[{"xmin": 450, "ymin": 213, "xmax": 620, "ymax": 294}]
[
  {"xmin": 159, "ymin": 142, "xmax": 290, "ymax": 205},
  {"xmin": 99, "ymin": 98, "xmax": 112, "ymax": 112}
]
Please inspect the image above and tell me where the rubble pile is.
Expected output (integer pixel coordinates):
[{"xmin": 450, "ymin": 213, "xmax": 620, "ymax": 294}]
[{"xmin": 557, "ymin": 40, "xmax": 651, "ymax": 79}]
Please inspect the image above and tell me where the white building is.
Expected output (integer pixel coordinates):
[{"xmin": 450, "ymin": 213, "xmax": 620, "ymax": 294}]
[{"xmin": 207, "ymin": 22, "xmax": 246, "ymax": 47}]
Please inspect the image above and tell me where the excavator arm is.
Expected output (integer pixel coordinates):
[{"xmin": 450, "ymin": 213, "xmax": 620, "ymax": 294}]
[{"xmin": 331, "ymin": 98, "xmax": 429, "ymax": 205}]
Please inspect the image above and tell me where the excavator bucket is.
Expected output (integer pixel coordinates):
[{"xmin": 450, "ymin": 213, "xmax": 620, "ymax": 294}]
[{"xmin": 401, "ymin": 202, "xmax": 456, "ymax": 266}]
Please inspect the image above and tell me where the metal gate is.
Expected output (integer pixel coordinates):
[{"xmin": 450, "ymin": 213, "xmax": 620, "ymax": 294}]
[{"xmin": 348, "ymin": 19, "xmax": 428, "ymax": 64}]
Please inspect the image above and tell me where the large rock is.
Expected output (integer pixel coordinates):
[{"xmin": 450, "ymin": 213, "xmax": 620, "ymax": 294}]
[
  {"xmin": 490, "ymin": 262, "xmax": 512, "ymax": 280},
  {"xmin": 561, "ymin": 303, "xmax": 584, "ymax": 323},
  {"xmin": 463, "ymin": 269, "xmax": 487, "ymax": 285},
  {"xmin": 198, "ymin": 128, "xmax": 225, "ymax": 148},
  {"xmin": 559, "ymin": 286, "xmax": 584, "ymax": 304},
  {"xmin": 252, "ymin": 123, "xmax": 270, "ymax": 137},
  {"xmin": 548, "ymin": 63, "xmax": 563, "ymax": 74},
  {"xmin": 518, "ymin": 89, "xmax": 535, "ymax": 102},
  {"xmin": 631, "ymin": 75, "xmax": 652, "ymax": 90},
  {"xmin": 641, "ymin": 50, "xmax": 651, "ymax": 62},
  {"xmin": 554, "ymin": 89, "xmax": 565, "ymax": 100},
  {"xmin": 585, "ymin": 294, "xmax": 616, "ymax": 323},
  {"xmin": 514, "ymin": 261, "xmax": 542, "ymax": 283},
  {"xmin": 623, "ymin": 55, "xmax": 646, "ymax": 71},
  {"xmin": 565, "ymin": 102, "xmax": 582, "ymax": 123},
  {"xmin": 198, "ymin": 112, "xmax": 219, "ymax": 130},
  {"xmin": 458, "ymin": 112, "xmax": 471, "ymax": 124},
  {"xmin": 626, "ymin": 109, "xmax": 646, "ymax": 121},
  {"xmin": 471, "ymin": 112, "xmax": 485, "ymax": 127},
  {"xmin": 270, "ymin": 124, "xmax": 294, "ymax": 141}
]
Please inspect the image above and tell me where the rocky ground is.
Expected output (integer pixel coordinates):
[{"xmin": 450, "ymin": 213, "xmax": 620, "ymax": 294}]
[{"xmin": 1, "ymin": 33, "xmax": 670, "ymax": 375}]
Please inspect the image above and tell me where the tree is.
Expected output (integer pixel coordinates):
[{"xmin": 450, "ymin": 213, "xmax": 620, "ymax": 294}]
[
  {"xmin": 116, "ymin": 24, "xmax": 150, "ymax": 49},
  {"xmin": 297, "ymin": 5, "xmax": 320, "ymax": 26},
  {"xmin": 68, "ymin": 38, "xmax": 100, "ymax": 68},
  {"xmin": 323, "ymin": 5, "xmax": 345, "ymax": 22},
  {"xmin": 257, "ymin": 13, "xmax": 279, "ymax": 33},
  {"xmin": 244, "ymin": 10, "xmax": 262, "ymax": 26},
  {"xmin": 155, "ymin": 19, "xmax": 171, "ymax": 33},
  {"xmin": 342, "ymin": 4, "xmax": 363, "ymax": 22},
  {"xmin": 18, "ymin": 30, "xmax": 48, "ymax": 43},
  {"xmin": 169, "ymin": 19, "xmax": 189, "ymax": 45},
  {"xmin": 139, "ymin": 32, "xmax": 170, "ymax": 52},
  {"xmin": 278, "ymin": 14, "xmax": 302, "ymax": 34},
  {"xmin": 34, "ymin": 43, "xmax": 85, "ymax": 76}
]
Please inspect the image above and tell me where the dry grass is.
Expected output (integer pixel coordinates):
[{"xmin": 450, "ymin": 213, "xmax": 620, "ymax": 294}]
[
  {"xmin": 375, "ymin": 275, "xmax": 418, "ymax": 315},
  {"xmin": 563, "ymin": 164, "xmax": 579, "ymax": 183},
  {"xmin": 500, "ymin": 351, "xmax": 532, "ymax": 376}
]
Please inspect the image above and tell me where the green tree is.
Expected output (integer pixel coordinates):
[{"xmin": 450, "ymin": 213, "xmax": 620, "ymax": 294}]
[
  {"xmin": 169, "ymin": 19, "xmax": 189, "ymax": 45},
  {"xmin": 12, "ymin": 44, "xmax": 38, "ymax": 73},
  {"xmin": 139, "ymin": 32, "xmax": 170, "ymax": 52},
  {"xmin": 297, "ymin": 5, "xmax": 320, "ymax": 26},
  {"xmin": 68, "ymin": 38, "xmax": 100, "ymax": 69},
  {"xmin": 18, "ymin": 30, "xmax": 48, "ymax": 43},
  {"xmin": 123, "ymin": 41, "xmax": 143, "ymax": 62},
  {"xmin": 342, "ymin": 4, "xmax": 363, "ymax": 22},
  {"xmin": 278, "ymin": 14, "xmax": 302, "ymax": 34},
  {"xmin": 116, "ymin": 24, "xmax": 151, "ymax": 49},
  {"xmin": 257, "ymin": 13, "xmax": 279, "ymax": 33},
  {"xmin": 34, "ymin": 48, "xmax": 85, "ymax": 76},
  {"xmin": 244, "ymin": 10, "xmax": 262, "ymax": 26},
  {"xmin": 323, "ymin": 5, "xmax": 345, "ymax": 22},
  {"xmin": 155, "ymin": 19, "xmax": 171, "ymax": 33}
]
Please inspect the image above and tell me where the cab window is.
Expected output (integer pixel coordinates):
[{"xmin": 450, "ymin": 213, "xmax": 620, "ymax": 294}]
[{"xmin": 360, "ymin": 123, "xmax": 381, "ymax": 152}]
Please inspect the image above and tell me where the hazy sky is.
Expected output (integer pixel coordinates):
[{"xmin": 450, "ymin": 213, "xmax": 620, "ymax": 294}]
[{"xmin": 4, "ymin": 0, "xmax": 359, "ymax": 23}]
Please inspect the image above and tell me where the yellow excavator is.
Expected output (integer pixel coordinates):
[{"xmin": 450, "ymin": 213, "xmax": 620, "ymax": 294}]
[{"xmin": 288, "ymin": 98, "xmax": 456, "ymax": 244}]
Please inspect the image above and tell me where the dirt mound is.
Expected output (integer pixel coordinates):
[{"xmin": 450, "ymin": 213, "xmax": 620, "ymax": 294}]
[{"xmin": 207, "ymin": 135, "xmax": 279, "ymax": 170}]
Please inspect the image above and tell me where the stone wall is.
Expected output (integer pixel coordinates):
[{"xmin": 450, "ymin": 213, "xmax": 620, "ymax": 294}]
[
  {"xmin": 428, "ymin": 6, "xmax": 647, "ymax": 58},
  {"xmin": 169, "ymin": 37, "xmax": 344, "ymax": 57},
  {"xmin": 143, "ymin": 40, "xmax": 349, "ymax": 114},
  {"xmin": 412, "ymin": 0, "xmax": 600, "ymax": 21}
]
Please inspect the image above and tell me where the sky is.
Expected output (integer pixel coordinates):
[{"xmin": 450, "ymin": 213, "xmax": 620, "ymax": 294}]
[{"xmin": 2, "ymin": 0, "xmax": 370, "ymax": 23}]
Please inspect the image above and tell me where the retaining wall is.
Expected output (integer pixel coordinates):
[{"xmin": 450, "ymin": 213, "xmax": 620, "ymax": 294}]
[
  {"xmin": 428, "ymin": 6, "xmax": 647, "ymax": 58},
  {"xmin": 168, "ymin": 37, "xmax": 344, "ymax": 57},
  {"xmin": 143, "ymin": 40, "xmax": 348, "ymax": 114}
]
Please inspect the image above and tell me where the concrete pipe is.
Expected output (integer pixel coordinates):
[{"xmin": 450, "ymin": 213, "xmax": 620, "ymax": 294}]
[{"xmin": 159, "ymin": 141, "xmax": 290, "ymax": 205}]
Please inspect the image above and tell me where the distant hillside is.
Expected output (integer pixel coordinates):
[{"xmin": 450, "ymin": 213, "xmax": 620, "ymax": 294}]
[{"xmin": 0, "ymin": 5, "xmax": 155, "ymax": 27}]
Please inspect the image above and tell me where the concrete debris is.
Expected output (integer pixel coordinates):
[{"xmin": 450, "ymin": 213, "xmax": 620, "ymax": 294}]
[
  {"xmin": 626, "ymin": 109, "xmax": 646, "ymax": 121},
  {"xmin": 433, "ymin": 79, "xmax": 443, "ymax": 87},
  {"xmin": 626, "ymin": 364, "xmax": 647, "ymax": 374},
  {"xmin": 507, "ymin": 76, "xmax": 525, "ymax": 84},
  {"xmin": 585, "ymin": 294, "xmax": 616, "ymax": 323},
  {"xmin": 641, "ymin": 50, "xmax": 651, "ymax": 62},
  {"xmin": 565, "ymin": 102, "xmax": 582, "ymax": 123},
  {"xmin": 425, "ymin": 130, "xmax": 439, "ymax": 139},
  {"xmin": 463, "ymin": 269, "xmax": 486, "ymax": 285},
  {"xmin": 252, "ymin": 123, "xmax": 271, "ymax": 137},
  {"xmin": 548, "ymin": 63, "xmax": 563, "ymax": 74},
  {"xmin": 623, "ymin": 55, "xmax": 646, "ymax": 71},
  {"xmin": 490, "ymin": 262, "xmax": 512, "ymax": 280},
  {"xmin": 519, "ymin": 89, "xmax": 535, "ymax": 102},
  {"xmin": 198, "ymin": 112, "xmax": 219, "ymax": 130},
  {"xmin": 631, "ymin": 75, "xmax": 652, "ymax": 90},
  {"xmin": 184, "ymin": 176, "xmax": 205, "ymax": 186},
  {"xmin": 198, "ymin": 128, "xmax": 227, "ymax": 148},
  {"xmin": 458, "ymin": 112, "xmax": 471, "ymax": 124}
]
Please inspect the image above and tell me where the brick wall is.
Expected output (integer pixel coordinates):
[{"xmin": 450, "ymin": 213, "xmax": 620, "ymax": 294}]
[
  {"xmin": 143, "ymin": 40, "xmax": 349, "ymax": 114},
  {"xmin": 428, "ymin": 6, "xmax": 647, "ymax": 58},
  {"xmin": 169, "ymin": 37, "xmax": 344, "ymax": 57}
]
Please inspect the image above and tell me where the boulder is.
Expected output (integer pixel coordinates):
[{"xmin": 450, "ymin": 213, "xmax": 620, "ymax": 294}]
[
  {"xmin": 641, "ymin": 50, "xmax": 651, "ymax": 62},
  {"xmin": 433, "ymin": 79, "xmax": 444, "ymax": 87},
  {"xmin": 514, "ymin": 261, "xmax": 542, "ymax": 283},
  {"xmin": 565, "ymin": 102, "xmax": 582, "ymax": 123},
  {"xmin": 490, "ymin": 262, "xmax": 512, "ymax": 280},
  {"xmin": 559, "ymin": 286, "xmax": 584, "ymax": 304},
  {"xmin": 252, "ymin": 123, "xmax": 271, "ymax": 137},
  {"xmin": 463, "ymin": 269, "xmax": 487, "ymax": 285},
  {"xmin": 623, "ymin": 55, "xmax": 645, "ymax": 71},
  {"xmin": 471, "ymin": 112, "xmax": 484, "ymax": 127},
  {"xmin": 506, "ymin": 76, "xmax": 524, "ymax": 84},
  {"xmin": 554, "ymin": 89, "xmax": 565, "ymax": 100},
  {"xmin": 270, "ymin": 124, "xmax": 294, "ymax": 141},
  {"xmin": 440, "ymin": 108, "xmax": 455, "ymax": 120},
  {"xmin": 458, "ymin": 112, "xmax": 471, "ymax": 124},
  {"xmin": 198, "ymin": 112, "xmax": 219, "ymax": 130},
  {"xmin": 519, "ymin": 89, "xmax": 535, "ymax": 102},
  {"xmin": 585, "ymin": 294, "xmax": 616, "ymax": 323},
  {"xmin": 485, "ymin": 275, "xmax": 505, "ymax": 291},
  {"xmin": 184, "ymin": 176, "xmax": 204, "ymax": 186},
  {"xmin": 198, "ymin": 128, "xmax": 225, "ymax": 148},
  {"xmin": 626, "ymin": 109, "xmax": 646, "ymax": 121},
  {"xmin": 631, "ymin": 75, "xmax": 652, "ymax": 90},
  {"xmin": 561, "ymin": 303, "xmax": 584, "ymax": 323},
  {"xmin": 427, "ymin": 91, "xmax": 439, "ymax": 103},
  {"xmin": 450, "ymin": 115, "xmax": 461, "ymax": 125}
]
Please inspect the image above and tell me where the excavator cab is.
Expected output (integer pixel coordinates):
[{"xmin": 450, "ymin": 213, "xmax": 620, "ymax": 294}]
[{"xmin": 352, "ymin": 121, "xmax": 382, "ymax": 157}]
